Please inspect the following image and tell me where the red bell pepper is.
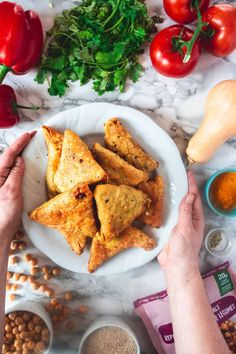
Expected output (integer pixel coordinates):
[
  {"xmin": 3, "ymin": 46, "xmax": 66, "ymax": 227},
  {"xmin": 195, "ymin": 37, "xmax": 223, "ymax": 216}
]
[
  {"xmin": 0, "ymin": 85, "xmax": 39, "ymax": 129},
  {"xmin": 0, "ymin": 2, "xmax": 43, "ymax": 82}
]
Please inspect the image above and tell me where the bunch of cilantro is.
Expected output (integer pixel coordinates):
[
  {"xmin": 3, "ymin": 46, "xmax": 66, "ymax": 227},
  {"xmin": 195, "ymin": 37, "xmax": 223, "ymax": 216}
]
[{"xmin": 36, "ymin": 0, "xmax": 156, "ymax": 96}]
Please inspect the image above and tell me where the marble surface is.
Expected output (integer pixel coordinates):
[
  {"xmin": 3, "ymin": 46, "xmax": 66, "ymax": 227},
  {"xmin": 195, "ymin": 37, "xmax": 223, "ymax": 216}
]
[{"xmin": 2, "ymin": 0, "xmax": 236, "ymax": 353}]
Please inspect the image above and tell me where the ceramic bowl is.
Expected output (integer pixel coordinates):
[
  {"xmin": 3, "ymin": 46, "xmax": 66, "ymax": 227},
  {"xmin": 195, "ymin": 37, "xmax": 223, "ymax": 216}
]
[
  {"xmin": 204, "ymin": 168, "xmax": 236, "ymax": 217},
  {"xmin": 5, "ymin": 300, "xmax": 53, "ymax": 353},
  {"xmin": 78, "ymin": 316, "xmax": 140, "ymax": 354}
]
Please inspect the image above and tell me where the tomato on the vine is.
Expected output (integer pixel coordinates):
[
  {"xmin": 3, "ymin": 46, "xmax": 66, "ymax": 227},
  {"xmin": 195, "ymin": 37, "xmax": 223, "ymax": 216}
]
[
  {"xmin": 150, "ymin": 25, "xmax": 201, "ymax": 78},
  {"xmin": 163, "ymin": 0, "xmax": 210, "ymax": 24},
  {"xmin": 202, "ymin": 4, "xmax": 236, "ymax": 57}
]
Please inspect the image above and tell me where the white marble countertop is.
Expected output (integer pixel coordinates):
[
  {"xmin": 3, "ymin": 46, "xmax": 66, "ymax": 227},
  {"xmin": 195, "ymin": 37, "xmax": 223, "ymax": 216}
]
[{"xmin": 2, "ymin": 0, "xmax": 236, "ymax": 353}]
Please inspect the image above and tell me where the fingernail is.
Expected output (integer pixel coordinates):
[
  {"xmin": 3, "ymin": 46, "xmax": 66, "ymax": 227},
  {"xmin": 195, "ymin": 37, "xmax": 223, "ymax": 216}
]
[
  {"xmin": 186, "ymin": 193, "xmax": 195, "ymax": 204},
  {"xmin": 15, "ymin": 157, "xmax": 23, "ymax": 166},
  {"xmin": 30, "ymin": 130, "xmax": 37, "ymax": 138}
]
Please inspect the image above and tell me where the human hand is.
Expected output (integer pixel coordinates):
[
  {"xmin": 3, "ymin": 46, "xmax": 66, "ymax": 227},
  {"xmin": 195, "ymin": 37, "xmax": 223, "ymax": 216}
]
[
  {"xmin": 158, "ymin": 170, "xmax": 204, "ymax": 276},
  {"xmin": 0, "ymin": 132, "xmax": 35, "ymax": 244}
]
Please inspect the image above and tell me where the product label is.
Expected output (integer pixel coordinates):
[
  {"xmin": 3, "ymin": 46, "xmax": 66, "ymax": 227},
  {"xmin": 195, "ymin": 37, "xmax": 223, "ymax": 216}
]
[
  {"xmin": 158, "ymin": 323, "xmax": 174, "ymax": 344},
  {"xmin": 214, "ymin": 269, "xmax": 234, "ymax": 296},
  {"xmin": 211, "ymin": 296, "xmax": 236, "ymax": 325}
]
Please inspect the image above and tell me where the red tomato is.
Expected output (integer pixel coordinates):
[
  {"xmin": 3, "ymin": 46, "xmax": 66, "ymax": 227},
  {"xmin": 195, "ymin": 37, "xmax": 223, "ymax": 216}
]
[
  {"xmin": 150, "ymin": 25, "xmax": 201, "ymax": 78},
  {"xmin": 202, "ymin": 4, "xmax": 236, "ymax": 57},
  {"xmin": 164, "ymin": 0, "xmax": 210, "ymax": 24}
]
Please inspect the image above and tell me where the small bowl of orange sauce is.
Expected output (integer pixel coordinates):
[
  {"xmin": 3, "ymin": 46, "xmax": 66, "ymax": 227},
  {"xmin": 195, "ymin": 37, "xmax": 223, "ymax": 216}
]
[{"xmin": 205, "ymin": 168, "xmax": 236, "ymax": 217}]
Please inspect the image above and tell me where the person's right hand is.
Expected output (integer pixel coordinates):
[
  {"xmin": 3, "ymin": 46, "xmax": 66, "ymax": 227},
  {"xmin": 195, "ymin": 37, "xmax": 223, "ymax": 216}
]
[
  {"xmin": 158, "ymin": 171, "xmax": 204, "ymax": 275},
  {"xmin": 0, "ymin": 132, "xmax": 35, "ymax": 244}
]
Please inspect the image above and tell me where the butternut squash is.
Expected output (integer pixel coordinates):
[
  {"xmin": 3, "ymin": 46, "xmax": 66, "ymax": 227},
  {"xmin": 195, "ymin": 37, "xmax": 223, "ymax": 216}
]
[{"xmin": 186, "ymin": 80, "xmax": 236, "ymax": 164}]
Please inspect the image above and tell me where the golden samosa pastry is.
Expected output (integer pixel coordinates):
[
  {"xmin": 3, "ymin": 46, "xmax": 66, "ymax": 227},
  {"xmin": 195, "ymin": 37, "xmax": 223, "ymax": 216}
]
[
  {"xmin": 42, "ymin": 126, "xmax": 63, "ymax": 198},
  {"xmin": 104, "ymin": 118, "xmax": 158, "ymax": 173},
  {"xmin": 29, "ymin": 184, "xmax": 97, "ymax": 255},
  {"xmin": 93, "ymin": 143, "xmax": 148, "ymax": 186},
  {"xmin": 94, "ymin": 184, "xmax": 151, "ymax": 241},
  {"xmin": 54, "ymin": 130, "xmax": 106, "ymax": 192},
  {"xmin": 138, "ymin": 176, "xmax": 164, "ymax": 228},
  {"xmin": 88, "ymin": 227, "xmax": 156, "ymax": 272}
]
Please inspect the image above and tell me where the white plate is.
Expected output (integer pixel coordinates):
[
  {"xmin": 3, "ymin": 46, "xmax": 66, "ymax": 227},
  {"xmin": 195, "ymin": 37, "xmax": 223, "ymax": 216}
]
[{"xmin": 22, "ymin": 103, "xmax": 187, "ymax": 275}]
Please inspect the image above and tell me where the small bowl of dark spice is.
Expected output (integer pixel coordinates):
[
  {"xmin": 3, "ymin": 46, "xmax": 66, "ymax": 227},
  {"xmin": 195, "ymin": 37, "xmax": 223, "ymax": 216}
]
[
  {"xmin": 205, "ymin": 228, "xmax": 232, "ymax": 257},
  {"xmin": 79, "ymin": 316, "xmax": 140, "ymax": 354}
]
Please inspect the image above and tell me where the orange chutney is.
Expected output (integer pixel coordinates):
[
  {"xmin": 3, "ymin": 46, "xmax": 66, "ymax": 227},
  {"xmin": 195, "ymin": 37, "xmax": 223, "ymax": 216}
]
[{"xmin": 210, "ymin": 172, "xmax": 236, "ymax": 211}]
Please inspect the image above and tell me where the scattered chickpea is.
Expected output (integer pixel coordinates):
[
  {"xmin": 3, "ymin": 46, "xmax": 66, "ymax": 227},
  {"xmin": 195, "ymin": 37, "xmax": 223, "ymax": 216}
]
[
  {"xmin": 42, "ymin": 265, "xmax": 50, "ymax": 274},
  {"xmin": 50, "ymin": 298, "xmax": 58, "ymax": 306},
  {"xmin": 12, "ymin": 273, "xmax": 20, "ymax": 282},
  {"xmin": 6, "ymin": 283, "xmax": 12, "ymax": 291},
  {"xmin": 19, "ymin": 275, "xmax": 28, "ymax": 283},
  {"xmin": 64, "ymin": 291, "xmax": 73, "ymax": 301},
  {"xmin": 30, "ymin": 266, "xmax": 40, "ymax": 275},
  {"xmin": 31, "ymin": 282, "xmax": 40, "ymax": 291},
  {"xmin": 52, "ymin": 267, "xmax": 61, "ymax": 276},
  {"xmin": 28, "ymin": 276, "xmax": 36, "ymax": 284},
  {"xmin": 45, "ymin": 289, "xmax": 54, "ymax": 297},
  {"xmin": 78, "ymin": 305, "xmax": 89, "ymax": 314},
  {"xmin": 7, "ymin": 271, "xmax": 13, "ymax": 280},
  {"xmin": 18, "ymin": 241, "xmax": 27, "ymax": 250},
  {"xmin": 10, "ymin": 240, "xmax": 18, "ymax": 250},
  {"xmin": 29, "ymin": 258, "xmax": 38, "ymax": 267},
  {"xmin": 9, "ymin": 294, "xmax": 16, "ymax": 302},
  {"xmin": 39, "ymin": 284, "xmax": 47, "ymax": 293},
  {"xmin": 11, "ymin": 284, "xmax": 19, "ymax": 292},
  {"xmin": 9, "ymin": 256, "xmax": 19, "ymax": 265},
  {"xmin": 23, "ymin": 254, "xmax": 32, "ymax": 262},
  {"xmin": 43, "ymin": 273, "xmax": 51, "ymax": 281}
]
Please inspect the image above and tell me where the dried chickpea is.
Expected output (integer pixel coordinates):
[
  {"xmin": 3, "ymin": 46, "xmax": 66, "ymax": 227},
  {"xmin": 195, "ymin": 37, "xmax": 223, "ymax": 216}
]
[
  {"xmin": 32, "ymin": 315, "xmax": 42, "ymax": 325},
  {"xmin": 52, "ymin": 267, "xmax": 61, "ymax": 276},
  {"xmin": 45, "ymin": 289, "xmax": 54, "ymax": 297},
  {"xmin": 29, "ymin": 258, "xmax": 38, "ymax": 267},
  {"xmin": 9, "ymin": 256, "xmax": 19, "ymax": 265},
  {"xmin": 22, "ymin": 313, "xmax": 30, "ymax": 322},
  {"xmin": 2, "ymin": 343, "xmax": 9, "ymax": 353},
  {"xmin": 64, "ymin": 291, "xmax": 73, "ymax": 301},
  {"xmin": 9, "ymin": 294, "xmax": 16, "ymax": 302},
  {"xmin": 12, "ymin": 327, "xmax": 20, "ymax": 335},
  {"xmin": 8, "ymin": 312, "xmax": 17, "ymax": 320},
  {"xmin": 50, "ymin": 298, "xmax": 58, "ymax": 306},
  {"xmin": 12, "ymin": 273, "xmax": 20, "ymax": 282},
  {"xmin": 19, "ymin": 275, "xmax": 28, "ymax": 283},
  {"xmin": 39, "ymin": 284, "xmax": 47, "ymax": 293},
  {"xmin": 42, "ymin": 265, "xmax": 50, "ymax": 274},
  {"xmin": 43, "ymin": 273, "xmax": 51, "ymax": 281},
  {"xmin": 18, "ymin": 241, "xmax": 26, "ymax": 250},
  {"xmin": 31, "ymin": 282, "xmax": 40, "ymax": 291},
  {"xmin": 35, "ymin": 341, "xmax": 45, "ymax": 352},
  {"xmin": 28, "ymin": 276, "xmax": 36, "ymax": 284},
  {"xmin": 30, "ymin": 266, "xmax": 40, "ymax": 275},
  {"xmin": 6, "ymin": 283, "xmax": 12, "ymax": 291},
  {"xmin": 10, "ymin": 240, "xmax": 18, "ymax": 250},
  {"xmin": 23, "ymin": 254, "xmax": 32, "ymax": 262},
  {"xmin": 18, "ymin": 323, "xmax": 26, "ymax": 332},
  {"xmin": 5, "ymin": 324, "xmax": 12, "ymax": 333},
  {"xmin": 41, "ymin": 328, "xmax": 49, "ymax": 337},
  {"xmin": 78, "ymin": 305, "xmax": 89, "ymax": 314},
  {"xmin": 27, "ymin": 340, "xmax": 36, "ymax": 349},
  {"xmin": 6, "ymin": 271, "xmax": 13, "ymax": 280},
  {"xmin": 11, "ymin": 284, "xmax": 19, "ymax": 292},
  {"xmin": 15, "ymin": 317, "xmax": 24, "ymax": 326}
]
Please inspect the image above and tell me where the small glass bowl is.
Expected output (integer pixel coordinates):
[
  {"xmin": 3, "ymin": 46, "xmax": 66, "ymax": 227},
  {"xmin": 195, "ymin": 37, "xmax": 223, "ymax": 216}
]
[
  {"xmin": 205, "ymin": 228, "xmax": 232, "ymax": 257},
  {"xmin": 204, "ymin": 168, "xmax": 236, "ymax": 217}
]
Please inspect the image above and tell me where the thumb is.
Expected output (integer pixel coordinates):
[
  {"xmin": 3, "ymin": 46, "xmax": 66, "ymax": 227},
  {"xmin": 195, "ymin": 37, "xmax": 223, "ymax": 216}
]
[
  {"xmin": 5, "ymin": 157, "xmax": 24, "ymax": 190},
  {"xmin": 177, "ymin": 193, "xmax": 195, "ymax": 230}
]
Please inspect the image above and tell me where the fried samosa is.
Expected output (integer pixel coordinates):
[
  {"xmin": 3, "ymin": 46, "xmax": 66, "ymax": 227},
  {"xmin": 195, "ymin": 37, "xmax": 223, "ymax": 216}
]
[
  {"xmin": 88, "ymin": 227, "xmax": 156, "ymax": 272},
  {"xmin": 138, "ymin": 176, "xmax": 164, "ymax": 228},
  {"xmin": 42, "ymin": 126, "xmax": 63, "ymax": 198},
  {"xmin": 93, "ymin": 143, "xmax": 148, "ymax": 186},
  {"xmin": 54, "ymin": 130, "xmax": 106, "ymax": 192},
  {"xmin": 94, "ymin": 184, "xmax": 151, "ymax": 241},
  {"xmin": 29, "ymin": 184, "xmax": 97, "ymax": 255},
  {"xmin": 104, "ymin": 118, "xmax": 158, "ymax": 173}
]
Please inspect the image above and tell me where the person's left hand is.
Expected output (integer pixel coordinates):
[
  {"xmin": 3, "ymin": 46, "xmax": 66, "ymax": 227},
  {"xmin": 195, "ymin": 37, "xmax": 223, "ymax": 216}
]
[{"xmin": 0, "ymin": 132, "xmax": 35, "ymax": 244}]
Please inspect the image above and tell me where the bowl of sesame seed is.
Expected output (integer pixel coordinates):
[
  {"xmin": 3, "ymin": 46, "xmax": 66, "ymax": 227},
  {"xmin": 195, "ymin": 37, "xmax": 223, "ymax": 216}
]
[{"xmin": 79, "ymin": 316, "xmax": 140, "ymax": 354}]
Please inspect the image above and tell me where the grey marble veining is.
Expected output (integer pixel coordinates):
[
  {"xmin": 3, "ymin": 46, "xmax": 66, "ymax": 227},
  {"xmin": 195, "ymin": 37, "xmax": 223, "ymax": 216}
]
[{"xmin": 2, "ymin": 0, "xmax": 236, "ymax": 353}]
